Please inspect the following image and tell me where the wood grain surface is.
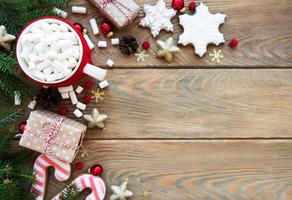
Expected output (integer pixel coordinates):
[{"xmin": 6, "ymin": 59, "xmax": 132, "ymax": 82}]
[
  {"xmin": 66, "ymin": 0, "xmax": 292, "ymax": 68},
  {"xmin": 39, "ymin": 140, "xmax": 292, "ymax": 200},
  {"xmin": 50, "ymin": 69, "xmax": 292, "ymax": 139}
]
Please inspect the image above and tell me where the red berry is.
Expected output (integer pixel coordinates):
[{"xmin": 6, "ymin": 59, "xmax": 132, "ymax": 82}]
[
  {"xmin": 230, "ymin": 39, "xmax": 238, "ymax": 48},
  {"xmin": 73, "ymin": 23, "xmax": 84, "ymax": 33},
  {"xmin": 83, "ymin": 95, "xmax": 92, "ymax": 104},
  {"xmin": 142, "ymin": 41, "xmax": 150, "ymax": 50},
  {"xmin": 172, "ymin": 0, "xmax": 184, "ymax": 10},
  {"xmin": 89, "ymin": 164, "xmax": 103, "ymax": 176},
  {"xmin": 18, "ymin": 122, "xmax": 27, "ymax": 133},
  {"xmin": 100, "ymin": 22, "xmax": 111, "ymax": 34},
  {"xmin": 75, "ymin": 162, "xmax": 84, "ymax": 170},
  {"xmin": 188, "ymin": 2, "xmax": 196, "ymax": 11},
  {"xmin": 59, "ymin": 107, "xmax": 68, "ymax": 116},
  {"xmin": 84, "ymin": 80, "xmax": 94, "ymax": 89}
]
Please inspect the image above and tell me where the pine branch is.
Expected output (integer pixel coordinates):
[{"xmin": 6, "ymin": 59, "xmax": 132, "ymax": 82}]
[
  {"xmin": 0, "ymin": 53, "xmax": 21, "ymax": 76},
  {"xmin": 0, "ymin": 108, "xmax": 24, "ymax": 129},
  {"xmin": 0, "ymin": 129, "xmax": 14, "ymax": 159},
  {"xmin": 59, "ymin": 184, "xmax": 82, "ymax": 200}
]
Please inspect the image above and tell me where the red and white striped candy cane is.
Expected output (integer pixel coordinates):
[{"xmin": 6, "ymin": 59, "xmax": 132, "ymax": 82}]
[
  {"xmin": 53, "ymin": 174, "xmax": 106, "ymax": 200},
  {"xmin": 31, "ymin": 154, "xmax": 71, "ymax": 200}
]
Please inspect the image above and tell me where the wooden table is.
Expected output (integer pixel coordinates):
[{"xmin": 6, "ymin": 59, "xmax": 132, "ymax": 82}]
[{"xmin": 33, "ymin": 0, "xmax": 292, "ymax": 199}]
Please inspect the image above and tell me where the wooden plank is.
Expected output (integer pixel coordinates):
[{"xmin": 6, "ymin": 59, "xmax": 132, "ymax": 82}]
[
  {"xmin": 66, "ymin": 0, "xmax": 292, "ymax": 68},
  {"xmin": 52, "ymin": 69, "xmax": 292, "ymax": 139},
  {"xmin": 42, "ymin": 140, "xmax": 292, "ymax": 199}
]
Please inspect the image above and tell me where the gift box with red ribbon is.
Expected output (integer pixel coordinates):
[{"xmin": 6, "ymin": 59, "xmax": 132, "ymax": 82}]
[
  {"xmin": 89, "ymin": 0, "xmax": 140, "ymax": 29},
  {"xmin": 19, "ymin": 110, "xmax": 87, "ymax": 163}
]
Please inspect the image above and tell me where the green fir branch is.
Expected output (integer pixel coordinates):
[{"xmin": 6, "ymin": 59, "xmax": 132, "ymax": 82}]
[
  {"xmin": 59, "ymin": 184, "xmax": 82, "ymax": 200},
  {"xmin": 0, "ymin": 108, "xmax": 24, "ymax": 129},
  {"xmin": 0, "ymin": 53, "xmax": 20, "ymax": 76}
]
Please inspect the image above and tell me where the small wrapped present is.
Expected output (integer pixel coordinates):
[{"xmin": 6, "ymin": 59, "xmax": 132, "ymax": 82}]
[
  {"xmin": 88, "ymin": 0, "xmax": 140, "ymax": 29},
  {"xmin": 19, "ymin": 110, "xmax": 87, "ymax": 163}
]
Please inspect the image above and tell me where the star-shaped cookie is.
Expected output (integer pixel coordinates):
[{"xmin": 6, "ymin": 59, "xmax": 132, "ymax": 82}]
[
  {"xmin": 178, "ymin": 2, "xmax": 226, "ymax": 57},
  {"xmin": 83, "ymin": 108, "xmax": 108, "ymax": 129},
  {"xmin": 140, "ymin": 0, "xmax": 176, "ymax": 37},
  {"xmin": 110, "ymin": 180, "xmax": 133, "ymax": 200},
  {"xmin": 0, "ymin": 25, "xmax": 16, "ymax": 51}
]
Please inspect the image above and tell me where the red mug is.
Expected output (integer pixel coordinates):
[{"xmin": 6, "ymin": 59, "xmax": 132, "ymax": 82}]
[{"xmin": 16, "ymin": 16, "xmax": 102, "ymax": 87}]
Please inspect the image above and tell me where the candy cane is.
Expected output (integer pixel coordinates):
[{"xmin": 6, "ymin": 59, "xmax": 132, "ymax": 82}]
[
  {"xmin": 53, "ymin": 174, "xmax": 106, "ymax": 200},
  {"xmin": 31, "ymin": 154, "xmax": 71, "ymax": 200}
]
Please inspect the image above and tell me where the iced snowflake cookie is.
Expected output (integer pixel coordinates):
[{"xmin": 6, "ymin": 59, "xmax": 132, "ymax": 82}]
[
  {"xmin": 140, "ymin": 0, "xmax": 176, "ymax": 37},
  {"xmin": 17, "ymin": 19, "xmax": 82, "ymax": 83},
  {"xmin": 178, "ymin": 2, "xmax": 226, "ymax": 57}
]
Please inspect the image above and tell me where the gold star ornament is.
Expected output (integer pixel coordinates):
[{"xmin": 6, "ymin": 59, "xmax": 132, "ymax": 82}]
[
  {"xmin": 140, "ymin": 188, "xmax": 152, "ymax": 199},
  {"xmin": 209, "ymin": 49, "xmax": 224, "ymax": 63},
  {"xmin": 0, "ymin": 25, "xmax": 16, "ymax": 51},
  {"xmin": 79, "ymin": 146, "xmax": 90, "ymax": 158},
  {"xmin": 83, "ymin": 108, "xmax": 108, "ymax": 129},
  {"xmin": 134, "ymin": 49, "xmax": 149, "ymax": 62},
  {"xmin": 91, "ymin": 89, "xmax": 104, "ymax": 103}
]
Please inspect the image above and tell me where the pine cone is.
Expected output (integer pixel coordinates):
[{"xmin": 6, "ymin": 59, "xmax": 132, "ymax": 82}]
[
  {"xmin": 119, "ymin": 36, "xmax": 139, "ymax": 55},
  {"xmin": 36, "ymin": 88, "xmax": 60, "ymax": 108}
]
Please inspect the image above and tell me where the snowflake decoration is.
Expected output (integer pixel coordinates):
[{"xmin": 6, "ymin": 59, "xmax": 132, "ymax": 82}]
[
  {"xmin": 134, "ymin": 50, "xmax": 149, "ymax": 62},
  {"xmin": 91, "ymin": 89, "xmax": 104, "ymax": 103},
  {"xmin": 79, "ymin": 146, "xmax": 90, "ymax": 158},
  {"xmin": 178, "ymin": 2, "xmax": 226, "ymax": 57},
  {"xmin": 140, "ymin": 0, "xmax": 176, "ymax": 37},
  {"xmin": 209, "ymin": 49, "xmax": 223, "ymax": 63},
  {"xmin": 140, "ymin": 188, "xmax": 152, "ymax": 199}
]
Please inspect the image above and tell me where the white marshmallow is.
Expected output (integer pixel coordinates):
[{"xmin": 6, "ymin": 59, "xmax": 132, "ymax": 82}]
[
  {"xmin": 89, "ymin": 18, "xmax": 99, "ymax": 35},
  {"xmin": 68, "ymin": 57, "xmax": 77, "ymax": 68},
  {"xmin": 31, "ymin": 70, "xmax": 45, "ymax": 81},
  {"xmin": 111, "ymin": 38, "xmax": 119, "ymax": 45},
  {"xmin": 83, "ymin": 63, "xmax": 107, "ymax": 81},
  {"xmin": 58, "ymin": 85, "xmax": 73, "ymax": 93},
  {"xmin": 53, "ymin": 60, "xmax": 71, "ymax": 76},
  {"xmin": 61, "ymin": 92, "xmax": 69, "ymax": 99},
  {"xmin": 72, "ymin": 6, "xmax": 87, "ymax": 14},
  {"xmin": 50, "ymin": 23, "xmax": 61, "ymax": 32},
  {"xmin": 36, "ymin": 60, "xmax": 50, "ymax": 71},
  {"xmin": 55, "ymin": 40, "xmax": 72, "ymax": 49},
  {"xmin": 99, "ymin": 80, "xmax": 109, "ymax": 89},
  {"xmin": 98, "ymin": 41, "xmax": 107, "ymax": 48},
  {"xmin": 84, "ymin": 35, "xmax": 94, "ymax": 50},
  {"xmin": 43, "ymin": 67, "xmax": 53, "ymax": 75},
  {"xmin": 69, "ymin": 91, "xmax": 78, "ymax": 105},
  {"xmin": 76, "ymin": 102, "xmax": 86, "ymax": 110},
  {"xmin": 46, "ymin": 73, "xmax": 58, "ymax": 82},
  {"xmin": 52, "ymin": 7, "xmax": 68, "ymax": 18},
  {"xmin": 75, "ymin": 86, "xmax": 84, "ymax": 93},
  {"xmin": 73, "ymin": 109, "xmax": 83, "ymax": 118},
  {"xmin": 28, "ymin": 100, "xmax": 37, "ymax": 109},
  {"xmin": 106, "ymin": 59, "xmax": 114, "ymax": 67}
]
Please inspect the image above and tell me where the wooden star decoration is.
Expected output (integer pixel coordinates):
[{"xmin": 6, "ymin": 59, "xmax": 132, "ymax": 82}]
[
  {"xmin": 83, "ymin": 108, "xmax": 108, "ymax": 129},
  {"xmin": 178, "ymin": 2, "xmax": 226, "ymax": 57},
  {"xmin": 140, "ymin": 188, "xmax": 152, "ymax": 199},
  {"xmin": 110, "ymin": 180, "xmax": 133, "ymax": 200},
  {"xmin": 209, "ymin": 49, "xmax": 223, "ymax": 63},
  {"xmin": 91, "ymin": 89, "xmax": 104, "ymax": 103},
  {"xmin": 134, "ymin": 50, "xmax": 149, "ymax": 62},
  {"xmin": 0, "ymin": 25, "xmax": 16, "ymax": 51},
  {"xmin": 79, "ymin": 146, "xmax": 90, "ymax": 158}
]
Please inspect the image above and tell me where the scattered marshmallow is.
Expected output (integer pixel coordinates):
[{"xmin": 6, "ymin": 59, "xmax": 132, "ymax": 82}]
[
  {"xmin": 28, "ymin": 100, "xmax": 37, "ymax": 109},
  {"xmin": 98, "ymin": 41, "xmax": 107, "ymax": 48},
  {"xmin": 83, "ymin": 63, "xmax": 107, "ymax": 81},
  {"xmin": 75, "ymin": 85, "xmax": 84, "ymax": 93},
  {"xmin": 69, "ymin": 91, "xmax": 78, "ymax": 105},
  {"xmin": 72, "ymin": 6, "xmax": 87, "ymax": 14},
  {"xmin": 52, "ymin": 7, "xmax": 68, "ymax": 18},
  {"xmin": 106, "ymin": 59, "xmax": 114, "ymax": 67},
  {"xmin": 89, "ymin": 18, "xmax": 99, "ymax": 35},
  {"xmin": 14, "ymin": 91, "xmax": 21, "ymax": 106},
  {"xmin": 73, "ymin": 109, "xmax": 83, "ymax": 118},
  {"xmin": 58, "ymin": 85, "xmax": 73, "ymax": 93},
  {"xmin": 61, "ymin": 92, "xmax": 69, "ymax": 99},
  {"xmin": 111, "ymin": 38, "xmax": 119, "ymax": 45},
  {"xmin": 99, "ymin": 80, "xmax": 109, "ymax": 89},
  {"xmin": 84, "ymin": 35, "xmax": 95, "ymax": 50},
  {"xmin": 76, "ymin": 102, "xmax": 86, "ymax": 110}
]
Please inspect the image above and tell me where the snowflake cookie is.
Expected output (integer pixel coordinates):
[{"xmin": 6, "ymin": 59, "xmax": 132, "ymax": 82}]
[
  {"xmin": 140, "ymin": 0, "xmax": 176, "ymax": 37},
  {"xmin": 178, "ymin": 2, "xmax": 226, "ymax": 57}
]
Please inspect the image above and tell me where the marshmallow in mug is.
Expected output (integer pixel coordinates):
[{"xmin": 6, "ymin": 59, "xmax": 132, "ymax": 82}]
[{"xmin": 18, "ymin": 20, "xmax": 82, "ymax": 83}]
